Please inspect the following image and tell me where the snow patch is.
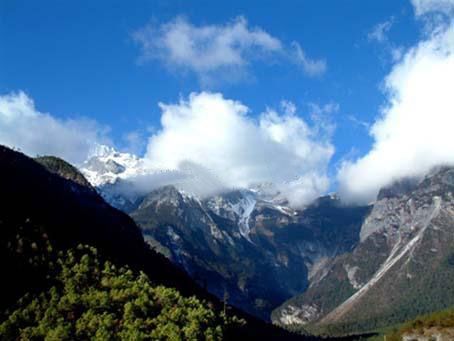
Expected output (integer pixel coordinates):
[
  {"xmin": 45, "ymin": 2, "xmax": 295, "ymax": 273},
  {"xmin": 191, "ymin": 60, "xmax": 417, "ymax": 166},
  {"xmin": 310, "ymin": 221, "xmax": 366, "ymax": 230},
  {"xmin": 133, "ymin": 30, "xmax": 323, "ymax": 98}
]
[
  {"xmin": 232, "ymin": 192, "xmax": 256, "ymax": 242},
  {"xmin": 167, "ymin": 226, "xmax": 181, "ymax": 242},
  {"xmin": 344, "ymin": 264, "xmax": 362, "ymax": 290},
  {"xmin": 278, "ymin": 304, "xmax": 320, "ymax": 325},
  {"xmin": 206, "ymin": 190, "xmax": 257, "ymax": 242}
]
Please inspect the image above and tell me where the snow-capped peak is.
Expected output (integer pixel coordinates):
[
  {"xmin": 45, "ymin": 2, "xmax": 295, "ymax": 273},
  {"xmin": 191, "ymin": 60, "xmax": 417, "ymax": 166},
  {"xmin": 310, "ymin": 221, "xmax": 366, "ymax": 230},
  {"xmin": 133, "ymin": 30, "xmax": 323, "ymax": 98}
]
[
  {"xmin": 78, "ymin": 145, "xmax": 314, "ymax": 220},
  {"xmin": 81, "ymin": 144, "xmax": 147, "ymax": 187}
]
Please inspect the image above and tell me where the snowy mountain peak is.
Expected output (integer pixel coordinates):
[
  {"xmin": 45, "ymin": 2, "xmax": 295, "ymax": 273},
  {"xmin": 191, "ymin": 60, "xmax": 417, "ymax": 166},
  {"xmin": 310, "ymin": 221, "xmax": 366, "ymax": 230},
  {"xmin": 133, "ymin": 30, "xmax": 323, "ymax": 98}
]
[
  {"xmin": 81, "ymin": 144, "xmax": 147, "ymax": 187},
  {"xmin": 79, "ymin": 145, "xmax": 323, "ymax": 219}
]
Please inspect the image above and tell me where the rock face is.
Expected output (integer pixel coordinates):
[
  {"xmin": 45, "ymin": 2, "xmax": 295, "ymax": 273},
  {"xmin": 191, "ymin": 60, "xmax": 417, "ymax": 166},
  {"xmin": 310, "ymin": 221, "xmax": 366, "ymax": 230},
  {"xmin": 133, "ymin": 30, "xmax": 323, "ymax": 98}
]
[
  {"xmin": 273, "ymin": 167, "xmax": 454, "ymax": 332},
  {"xmin": 123, "ymin": 185, "xmax": 369, "ymax": 320},
  {"xmin": 376, "ymin": 177, "xmax": 419, "ymax": 201}
]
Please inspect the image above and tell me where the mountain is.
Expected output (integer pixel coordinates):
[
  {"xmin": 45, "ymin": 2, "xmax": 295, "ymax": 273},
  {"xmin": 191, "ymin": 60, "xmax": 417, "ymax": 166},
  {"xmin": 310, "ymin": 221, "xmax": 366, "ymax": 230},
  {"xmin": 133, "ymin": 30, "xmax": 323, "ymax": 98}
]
[
  {"xmin": 272, "ymin": 166, "xmax": 454, "ymax": 335},
  {"xmin": 81, "ymin": 145, "xmax": 147, "ymax": 187},
  {"xmin": 136, "ymin": 188, "xmax": 369, "ymax": 321},
  {"xmin": 79, "ymin": 150, "xmax": 370, "ymax": 321},
  {"xmin": 0, "ymin": 145, "xmax": 325, "ymax": 340}
]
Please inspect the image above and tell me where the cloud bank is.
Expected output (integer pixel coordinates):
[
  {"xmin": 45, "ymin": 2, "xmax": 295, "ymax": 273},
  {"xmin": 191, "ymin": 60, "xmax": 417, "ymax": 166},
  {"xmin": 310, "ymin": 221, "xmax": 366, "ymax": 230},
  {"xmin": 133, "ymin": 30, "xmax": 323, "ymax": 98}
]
[
  {"xmin": 338, "ymin": 13, "xmax": 454, "ymax": 203},
  {"xmin": 0, "ymin": 90, "xmax": 334, "ymax": 206},
  {"xmin": 133, "ymin": 16, "xmax": 326, "ymax": 84},
  {"xmin": 0, "ymin": 91, "xmax": 108, "ymax": 164},
  {"xmin": 144, "ymin": 92, "xmax": 334, "ymax": 207}
]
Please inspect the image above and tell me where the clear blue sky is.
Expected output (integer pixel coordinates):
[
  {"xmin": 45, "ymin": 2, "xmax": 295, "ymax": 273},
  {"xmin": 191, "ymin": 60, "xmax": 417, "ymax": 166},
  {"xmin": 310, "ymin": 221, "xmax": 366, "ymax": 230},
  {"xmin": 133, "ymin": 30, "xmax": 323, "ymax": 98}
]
[{"xmin": 1, "ymin": 0, "xmax": 425, "ymax": 192}]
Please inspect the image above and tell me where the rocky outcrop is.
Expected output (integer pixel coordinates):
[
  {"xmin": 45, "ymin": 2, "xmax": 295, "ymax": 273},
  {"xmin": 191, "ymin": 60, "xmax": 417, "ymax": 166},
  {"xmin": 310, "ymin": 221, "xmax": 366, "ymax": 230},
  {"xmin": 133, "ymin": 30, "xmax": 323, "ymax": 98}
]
[{"xmin": 402, "ymin": 328, "xmax": 454, "ymax": 341}]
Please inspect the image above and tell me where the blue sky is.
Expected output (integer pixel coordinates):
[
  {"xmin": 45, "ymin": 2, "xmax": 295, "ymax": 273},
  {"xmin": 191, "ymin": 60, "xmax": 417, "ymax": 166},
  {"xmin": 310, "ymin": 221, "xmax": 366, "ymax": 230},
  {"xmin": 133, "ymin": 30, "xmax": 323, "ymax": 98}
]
[
  {"xmin": 0, "ymin": 0, "xmax": 417, "ymax": 154},
  {"xmin": 1, "ymin": 0, "xmax": 453, "ymax": 204}
]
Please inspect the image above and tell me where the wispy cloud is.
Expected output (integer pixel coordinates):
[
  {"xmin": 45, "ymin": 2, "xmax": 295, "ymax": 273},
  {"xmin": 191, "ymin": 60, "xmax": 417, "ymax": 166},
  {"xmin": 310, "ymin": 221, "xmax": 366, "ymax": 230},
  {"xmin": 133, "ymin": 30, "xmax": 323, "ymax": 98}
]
[
  {"xmin": 367, "ymin": 17, "xmax": 405, "ymax": 62},
  {"xmin": 368, "ymin": 18, "xmax": 394, "ymax": 43},
  {"xmin": 347, "ymin": 115, "xmax": 370, "ymax": 130},
  {"xmin": 133, "ymin": 16, "xmax": 327, "ymax": 84},
  {"xmin": 291, "ymin": 42, "xmax": 327, "ymax": 77}
]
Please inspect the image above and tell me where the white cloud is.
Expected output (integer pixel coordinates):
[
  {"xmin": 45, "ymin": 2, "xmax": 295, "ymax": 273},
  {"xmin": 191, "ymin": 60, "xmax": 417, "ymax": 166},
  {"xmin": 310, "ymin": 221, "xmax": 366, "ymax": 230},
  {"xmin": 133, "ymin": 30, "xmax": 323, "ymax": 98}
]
[
  {"xmin": 133, "ymin": 16, "xmax": 326, "ymax": 83},
  {"xmin": 144, "ymin": 92, "xmax": 334, "ymax": 207},
  {"xmin": 338, "ymin": 21, "xmax": 454, "ymax": 203},
  {"xmin": 0, "ymin": 91, "xmax": 109, "ymax": 164},
  {"xmin": 411, "ymin": 0, "xmax": 454, "ymax": 16},
  {"xmin": 368, "ymin": 18, "xmax": 394, "ymax": 43}
]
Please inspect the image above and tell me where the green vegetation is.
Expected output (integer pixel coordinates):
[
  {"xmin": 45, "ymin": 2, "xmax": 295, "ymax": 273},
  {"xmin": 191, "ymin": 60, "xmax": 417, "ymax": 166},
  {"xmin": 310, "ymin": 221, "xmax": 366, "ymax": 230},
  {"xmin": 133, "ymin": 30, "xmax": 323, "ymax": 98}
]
[
  {"xmin": 0, "ymin": 245, "xmax": 243, "ymax": 340},
  {"xmin": 385, "ymin": 308, "xmax": 454, "ymax": 340}
]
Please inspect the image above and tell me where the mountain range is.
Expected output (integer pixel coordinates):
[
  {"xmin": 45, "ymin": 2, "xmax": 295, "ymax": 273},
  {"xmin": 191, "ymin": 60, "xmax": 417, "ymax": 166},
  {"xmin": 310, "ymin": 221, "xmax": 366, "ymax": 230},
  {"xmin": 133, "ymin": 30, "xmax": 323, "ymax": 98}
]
[
  {"xmin": 80, "ymin": 146, "xmax": 454, "ymax": 336},
  {"xmin": 80, "ymin": 147, "xmax": 371, "ymax": 321}
]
